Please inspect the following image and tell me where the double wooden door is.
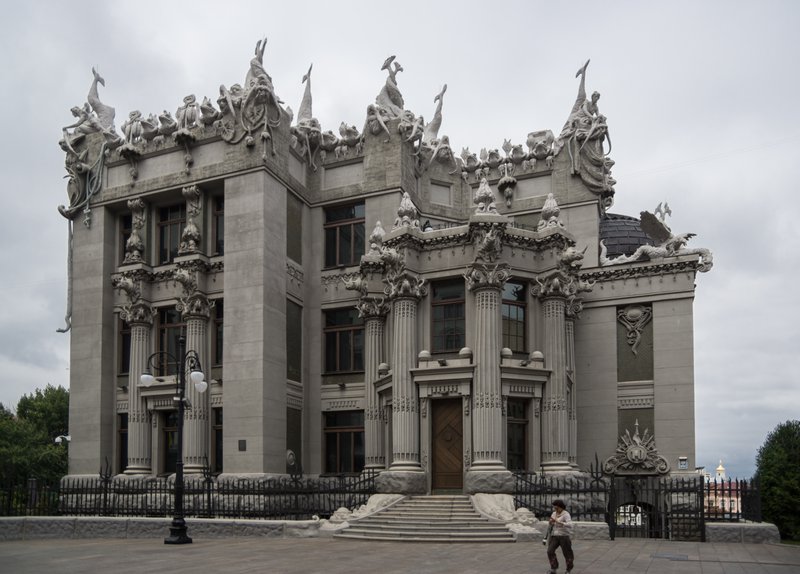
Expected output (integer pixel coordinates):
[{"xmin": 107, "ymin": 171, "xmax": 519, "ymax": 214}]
[{"xmin": 431, "ymin": 399, "xmax": 463, "ymax": 491}]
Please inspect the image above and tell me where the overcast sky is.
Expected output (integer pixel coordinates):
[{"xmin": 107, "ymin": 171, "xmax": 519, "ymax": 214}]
[{"xmin": 2, "ymin": 1, "xmax": 798, "ymax": 479}]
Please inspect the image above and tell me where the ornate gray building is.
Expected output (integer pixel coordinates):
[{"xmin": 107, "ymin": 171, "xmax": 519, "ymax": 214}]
[{"xmin": 58, "ymin": 43, "xmax": 712, "ymax": 493}]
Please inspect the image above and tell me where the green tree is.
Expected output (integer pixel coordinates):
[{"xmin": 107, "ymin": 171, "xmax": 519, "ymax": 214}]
[
  {"xmin": 0, "ymin": 385, "xmax": 70, "ymax": 485},
  {"xmin": 755, "ymin": 420, "xmax": 800, "ymax": 541}
]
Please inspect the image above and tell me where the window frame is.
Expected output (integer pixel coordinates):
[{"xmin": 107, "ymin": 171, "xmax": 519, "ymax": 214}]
[
  {"xmin": 430, "ymin": 278, "xmax": 466, "ymax": 354},
  {"xmin": 211, "ymin": 196, "xmax": 224, "ymax": 256},
  {"xmin": 323, "ymin": 308, "xmax": 364, "ymax": 374},
  {"xmin": 502, "ymin": 280, "xmax": 527, "ymax": 353},
  {"xmin": 157, "ymin": 308, "xmax": 185, "ymax": 376},
  {"xmin": 323, "ymin": 410, "xmax": 365, "ymax": 474},
  {"xmin": 506, "ymin": 398, "xmax": 528, "ymax": 471},
  {"xmin": 323, "ymin": 202, "xmax": 365, "ymax": 268},
  {"xmin": 158, "ymin": 203, "xmax": 186, "ymax": 265}
]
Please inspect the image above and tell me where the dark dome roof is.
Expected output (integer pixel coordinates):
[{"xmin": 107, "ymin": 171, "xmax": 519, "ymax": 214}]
[{"xmin": 600, "ymin": 213, "xmax": 653, "ymax": 258}]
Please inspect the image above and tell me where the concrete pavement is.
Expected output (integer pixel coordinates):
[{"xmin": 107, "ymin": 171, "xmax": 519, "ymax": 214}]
[{"xmin": 1, "ymin": 537, "xmax": 799, "ymax": 573}]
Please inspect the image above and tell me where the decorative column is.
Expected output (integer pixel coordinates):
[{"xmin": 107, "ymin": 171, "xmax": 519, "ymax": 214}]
[
  {"xmin": 175, "ymin": 268, "xmax": 213, "ymax": 474},
  {"xmin": 465, "ymin": 265, "xmax": 508, "ymax": 469},
  {"xmin": 359, "ymin": 297, "xmax": 389, "ymax": 470},
  {"xmin": 540, "ymin": 295, "xmax": 570, "ymax": 470},
  {"xmin": 565, "ymin": 309, "xmax": 578, "ymax": 467},
  {"xmin": 375, "ymin": 252, "xmax": 428, "ymax": 494},
  {"xmin": 113, "ymin": 276, "xmax": 154, "ymax": 474}
]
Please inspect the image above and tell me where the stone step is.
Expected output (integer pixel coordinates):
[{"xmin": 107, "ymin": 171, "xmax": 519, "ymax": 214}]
[
  {"xmin": 334, "ymin": 495, "xmax": 516, "ymax": 543},
  {"xmin": 336, "ymin": 527, "xmax": 514, "ymax": 543}
]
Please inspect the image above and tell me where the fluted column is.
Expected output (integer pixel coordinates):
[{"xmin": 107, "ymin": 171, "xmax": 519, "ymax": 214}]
[
  {"xmin": 470, "ymin": 286, "xmax": 505, "ymax": 469},
  {"xmin": 566, "ymin": 317, "xmax": 578, "ymax": 467},
  {"xmin": 390, "ymin": 296, "xmax": 422, "ymax": 470},
  {"xmin": 541, "ymin": 296, "xmax": 570, "ymax": 470},
  {"xmin": 122, "ymin": 302, "xmax": 154, "ymax": 474},
  {"xmin": 360, "ymin": 298, "xmax": 388, "ymax": 469},
  {"xmin": 180, "ymin": 295, "xmax": 212, "ymax": 474}
]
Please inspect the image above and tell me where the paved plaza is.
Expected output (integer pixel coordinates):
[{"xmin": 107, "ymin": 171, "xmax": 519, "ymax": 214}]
[{"xmin": 1, "ymin": 537, "xmax": 799, "ymax": 573}]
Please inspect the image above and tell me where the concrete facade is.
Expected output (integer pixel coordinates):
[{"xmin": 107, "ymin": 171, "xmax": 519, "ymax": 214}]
[{"xmin": 58, "ymin": 46, "xmax": 712, "ymax": 492}]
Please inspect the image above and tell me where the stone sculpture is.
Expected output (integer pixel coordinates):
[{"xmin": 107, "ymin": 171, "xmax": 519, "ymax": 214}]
[
  {"xmin": 336, "ymin": 122, "xmax": 362, "ymax": 157},
  {"xmin": 600, "ymin": 206, "xmax": 713, "ymax": 271},
  {"xmin": 473, "ymin": 178, "xmax": 498, "ymax": 214},
  {"xmin": 422, "ymin": 84, "xmax": 447, "ymax": 146},
  {"xmin": 291, "ymin": 64, "xmax": 324, "ymax": 170},
  {"xmin": 526, "ymin": 129, "xmax": 555, "ymax": 169},
  {"xmin": 393, "ymin": 192, "xmax": 420, "ymax": 230},
  {"xmin": 554, "ymin": 60, "xmax": 615, "ymax": 200},
  {"xmin": 176, "ymin": 94, "xmax": 201, "ymax": 130},
  {"xmin": 376, "ymin": 55, "xmax": 405, "ymax": 118}
]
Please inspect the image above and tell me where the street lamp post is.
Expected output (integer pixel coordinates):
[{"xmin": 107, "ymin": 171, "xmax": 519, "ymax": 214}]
[{"xmin": 140, "ymin": 334, "xmax": 208, "ymax": 545}]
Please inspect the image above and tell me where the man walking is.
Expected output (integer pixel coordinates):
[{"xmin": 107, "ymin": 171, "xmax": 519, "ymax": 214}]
[{"xmin": 546, "ymin": 499, "xmax": 574, "ymax": 573}]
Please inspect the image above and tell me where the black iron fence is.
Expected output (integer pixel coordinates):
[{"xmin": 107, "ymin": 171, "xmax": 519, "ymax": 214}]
[
  {"xmin": 0, "ymin": 470, "xmax": 378, "ymax": 520},
  {"xmin": 514, "ymin": 472, "xmax": 762, "ymax": 542}
]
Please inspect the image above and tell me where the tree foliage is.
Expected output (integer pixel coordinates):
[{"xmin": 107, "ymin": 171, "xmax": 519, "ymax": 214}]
[
  {"xmin": 755, "ymin": 419, "xmax": 800, "ymax": 541},
  {"xmin": 0, "ymin": 385, "xmax": 69, "ymax": 485}
]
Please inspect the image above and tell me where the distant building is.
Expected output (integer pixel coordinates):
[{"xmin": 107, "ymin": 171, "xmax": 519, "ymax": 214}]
[{"xmin": 57, "ymin": 42, "xmax": 712, "ymax": 494}]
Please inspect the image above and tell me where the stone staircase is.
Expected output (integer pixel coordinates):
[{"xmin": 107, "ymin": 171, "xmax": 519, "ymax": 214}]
[{"xmin": 334, "ymin": 495, "xmax": 515, "ymax": 542}]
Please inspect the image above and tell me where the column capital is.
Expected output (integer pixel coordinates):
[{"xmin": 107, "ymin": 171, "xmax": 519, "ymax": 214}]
[
  {"xmin": 464, "ymin": 261, "xmax": 509, "ymax": 292},
  {"xmin": 385, "ymin": 269, "xmax": 427, "ymax": 301},
  {"xmin": 177, "ymin": 292, "xmax": 214, "ymax": 320},
  {"xmin": 357, "ymin": 296, "xmax": 390, "ymax": 319}
]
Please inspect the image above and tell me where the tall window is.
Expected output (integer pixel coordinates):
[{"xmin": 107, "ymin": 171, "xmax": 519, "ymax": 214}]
[
  {"xmin": 212, "ymin": 408, "xmax": 223, "ymax": 474},
  {"xmin": 431, "ymin": 279, "xmax": 465, "ymax": 353},
  {"xmin": 212, "ymin": 196, "xmax": 224, "ymax": 256},
  {"xmin": 502, "ymin": 281, "xmax": 526, "ymax": 353},
  {"xmin": 162, "ymin": 410, "xmax": 179, "ymax": 474},
  {"xmin": 324, "ymin": 203, "xmax": 365, "ymax": 267},
  {"xmin": 120, "ymin": 213, "xmax": 132, "ymax": 264},
  {"xmin": 324, "ymin": 411, "xmax": 364, "ymax": 474},
  {"xmin": 158, "ymin": 204, "xmax": 186, "ymax": 264},
  {"xmin": 324, "ymin": 308, "xmax": 364, "ymax": 373},
  {"xmin": 157, "ymin": 308, "xmax": 184, "ymax": 375},
  {"xmin": 119, "ymin": 318, "xmax": 131, "ymax": 375},
  {"xmin": 117, "ymin": 413, "xmax": 128, "ymax": 473},
  {"xmin": 286, "ymin": 192, "xmax": 303, "ymax": 263},
  {"xmin": 287, "ymin": 300, "xmax": 302, "ymax": 381},
  {"xmin": 506, "ymin": 398, "xmax": 527, "ymax": 471},
  {"xmin": 213, "ymin": 301, "xmax": 223, "ymax": 366}
]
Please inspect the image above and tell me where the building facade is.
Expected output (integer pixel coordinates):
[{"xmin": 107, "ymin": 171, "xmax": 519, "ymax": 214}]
[{"xmin": 58, "ymin": 43, "xmax": 712, "ymax": 493}]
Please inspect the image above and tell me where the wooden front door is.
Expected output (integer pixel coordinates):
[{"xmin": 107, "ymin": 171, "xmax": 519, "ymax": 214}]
[{"xmin": 431, "ymin": 399, "xmax": 463, "ymax": 491}]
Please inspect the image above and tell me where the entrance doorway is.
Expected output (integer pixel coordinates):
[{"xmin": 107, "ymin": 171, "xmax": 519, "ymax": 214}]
[{"xmin": 431, "ymin": 399, "xmax": 463, "ymax": 491}]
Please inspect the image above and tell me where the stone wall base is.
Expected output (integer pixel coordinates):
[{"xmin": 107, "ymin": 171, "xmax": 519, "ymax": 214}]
[
  {"xmin": 706, "ymin": 522, "xmax": 781, "ymax": 544},
  {"xmin": 375, "ymin": 471, "xmax": 427, "ymax": 494},
  {"xmin": 464, "ymin": 470, "xmax": 515, "ymax": 494}
]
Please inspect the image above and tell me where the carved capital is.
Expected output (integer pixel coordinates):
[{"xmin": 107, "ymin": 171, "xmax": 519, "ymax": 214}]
[
  {"xmin": 120, "ymin": 300, "xmax": 154, "ymax": 325},
  {"xmin": 464, "ymin": 261, "xmax": 509, "ymax": 292},
  {"xmin": 177, "ymin": 292, "xmax": 214, "ymax": 320},
  {"xmin": 357, "ymin": 296, "xmax": 390, "ymax": 319},
  {"xmin": 385, "ymin": 269, "xmax": 427, "ymax": 300}
]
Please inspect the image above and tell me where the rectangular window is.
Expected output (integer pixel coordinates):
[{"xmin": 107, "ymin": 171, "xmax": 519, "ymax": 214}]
[
  {"xmin": 158, "ymin": 204, "xmax": 186, "ymax": 264},
  {"xmin": 119, "ymin": 318, "xmax": 131, "ymax": 375},
  {"xmin": 286, "ymin": 407, "xmax": 302, "ymax": 473},
  {"xmin": 506, "ymin": 398, "xmax": 527, "ymax": 471},
  {"xmin": 502, "ymin": 281, "xmax": 526, "ymax": 353},
  {"xmin": 211, "ymin": 196, "xmax": 224, "ymax": 256},
  {"xmin": 212, "ymin": 408, "xmax": 223, "ymax": 474},
  {"xmin": 431, "ymin": 279, "xmax": 465, "ymax": 353},
  {"xmin": 287, "ymin": 300, "xmax": 302, "ymax": 381},
  {"xmin": 117, "ymin": 413, "xmax": 128, "ymax": 473},
  {"xmin": 324, "ymin": 308, "xmax": 364, "ymax": 373},
  {"xmin": 324, "ymin": 411, "xmax": 364, "ymax": 474},
  {"xmin": 157, "ymin": 308, "xmax": 185, "ymax": 375},
  {"xmin": 213, "ymin": 301, "xmax": 223, "ymax": 366},
  {"xmin": 286, "ymin": 192, "xmax": 303, "ymax": 263},
  {"xmin": 120, "ymin": 213, "xmax": 132, "ymax": 264},
  {"xmin": 162, "ymin": 410, "xmax": 178, "ymax": 474},
  {"xmin": 324, "ymin": 202, "xmax": 365, "ymax": 267}
]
